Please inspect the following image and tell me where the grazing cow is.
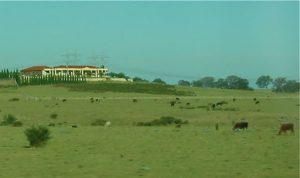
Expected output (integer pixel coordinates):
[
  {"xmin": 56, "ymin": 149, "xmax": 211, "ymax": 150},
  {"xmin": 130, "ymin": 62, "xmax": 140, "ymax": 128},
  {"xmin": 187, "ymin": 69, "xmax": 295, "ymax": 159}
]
[
  {"xmin": 206, "ymin": 103, "xmax": 215, "ymax": 110},
  {"xmin": 133, "ymin": 99, "xmax": 138, "ymax": 103},
  {"xmin": 216, "ymin": 101, "xmax": 228, "ymax": 106},
  {"xmin": 233, "ymin": 98, "xmax": 236, "ymax": 102},
  {"xmin": 278, "ymin": 123, "xmax": 294, "ymax": 135},
  {"xmin": 255, "ymin": 101, "xmax": 260, "ymax": 104},
  {"xmin": 170, "ymin": 101, "xmax": 176, "ymax": 107},
  {"xmin": 215, "ymin": 123, "xmax": 219, "ymax": 130},
  {"xmin": 62, "ymin": 99, "xmax": 67, "ymax": 102},
  {"xmin": 233, "ymin": 122, "xmax": 248, "ymax": 130},
  {"xmin": 186, "ymin": 102, "xmax": 190, "ymax": 106},
  {"xmin": 253, "ymin": 98, "xmax": 257, "ymax": 101},
  {"xmin": 216, "ymin": 102, "xmax": 223, "ymax": 107},
  {"xmin": 176, "ymin": 97, "xmax": 180, "ymax": 100},
  {"xmin": 72, "ymin": 125, "xmax": 78, "ymax": 128}
]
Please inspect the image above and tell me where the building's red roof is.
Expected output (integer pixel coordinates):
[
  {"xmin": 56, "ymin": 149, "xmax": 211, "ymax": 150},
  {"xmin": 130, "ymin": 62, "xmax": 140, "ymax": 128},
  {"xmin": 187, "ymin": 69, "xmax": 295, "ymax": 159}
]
[
  {"xmin": 21, "ymin": 66, "xmax": 50, "ymax": 72},
  {"xmin": 54, "ymin": 65, "xmax": 99, "ymax": 69}
]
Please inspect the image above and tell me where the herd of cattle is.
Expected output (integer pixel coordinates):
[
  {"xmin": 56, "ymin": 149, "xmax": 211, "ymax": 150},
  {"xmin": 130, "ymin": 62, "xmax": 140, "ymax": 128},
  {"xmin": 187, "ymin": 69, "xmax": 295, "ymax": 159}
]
[
  {"xmin": 168, "ymin": 97, "xmax": 294, "ymax": 135},
  {"xmin": 85, "ymin": 96, "xmax": 295, "ymax": 135}
]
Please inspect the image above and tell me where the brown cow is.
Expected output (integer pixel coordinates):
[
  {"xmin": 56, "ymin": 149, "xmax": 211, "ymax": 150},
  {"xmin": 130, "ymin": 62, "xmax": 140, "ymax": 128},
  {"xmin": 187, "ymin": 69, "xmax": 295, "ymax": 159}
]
[{"xmin": 278, "ymin": 123, "xmax": 294, "ymax": 135}]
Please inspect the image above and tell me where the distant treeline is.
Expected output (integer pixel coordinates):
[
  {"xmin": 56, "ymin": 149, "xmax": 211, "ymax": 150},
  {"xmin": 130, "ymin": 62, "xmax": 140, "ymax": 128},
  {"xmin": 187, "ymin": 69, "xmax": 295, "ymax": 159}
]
[
  {"xmin": 0, "ymin": 69, "xmax": 86, "ymax": 86},
  {"xmin": 131, "ymin": 74, "xmax": 299, "ymax": 93},
  {"xmin": 176, "ymin": 75, "xmax": 299, "ymax": 93}
]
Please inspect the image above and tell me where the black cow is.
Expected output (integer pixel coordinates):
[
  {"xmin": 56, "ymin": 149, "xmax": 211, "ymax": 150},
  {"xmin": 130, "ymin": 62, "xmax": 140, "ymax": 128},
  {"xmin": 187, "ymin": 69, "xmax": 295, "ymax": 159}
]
[
  {"xmin": 186, "ymin": 102, "xmax": 190, "ymax": 106},
  {"xmin": 170, "ymin": 101, "xmax": 176, "ymax": 107},
  {"xmin": 133, "ymin": 99, "xmax": 138, "ymax": 103},
  {"xmin": 255, "ymin": 101, "xmax": 260, "ymax": 104},
  {"xmin": 216, "ymin": 101, "xmax": 228, "ymax": 106},
  {"xmin": 215, "ymin": 123, "xmax": 219, "ymax": 130},
  {"xmin": 211, "ymin": 104, "xmax": 216, "ymax": 110},
  {"xmin": 233, "ymin": 98, "xmax": 236, "ymax": 102},
  {"xmin": 216, "ymin": 102, "xmax": 223, "ymax": 107},
  {"xmin": 278, "ymin": 123, "xmax": 294, "ymax": 135},
  {"xmin": 233, "ymin": 122, "xmax": 248, "ymax": 130}
]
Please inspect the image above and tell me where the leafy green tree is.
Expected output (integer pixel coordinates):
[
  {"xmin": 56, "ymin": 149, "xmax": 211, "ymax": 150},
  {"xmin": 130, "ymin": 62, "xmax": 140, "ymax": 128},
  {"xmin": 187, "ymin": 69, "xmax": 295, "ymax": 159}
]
[
  {"xmin": 256, "ymin": 75, "xmax": 273, "ymax": 88},
  {"xmin": 200, "ymin": 77, "xmax": 215, "ymax": 88},
  {"xmin": 282, "ymin": 80, "xmax": 300, "ymax": 92},
  {"xmin": 178, "ymin": 80, "xmax": 190, "ymax": 86},
  {"xmin": 215, "ymin": 78, "xmax": 228, "ymax": 89},
  {"xmin": 152, "ymin": 78, "xmax": 166, "ymax": 84},
  {"xmin": 225, "ymin": 75, "xmax": 250, "ymax": 90},
  {"xmin": 192, "ymin": 80, "xmax": 202, "ymax": 87},
  {"xmin": 133, "ymin": 77, "xmax": 149, "ymax": 83},
  {"xmin": 273, "ymin": 78, "xmax": 299, "ymax": 92},
  {"xmin": 272, "ymin": 77, "xmax": 287, "ymax": 92},
  {"xmin": 108, "ymin": 72, "xmax": 130, "ymax": 79}
]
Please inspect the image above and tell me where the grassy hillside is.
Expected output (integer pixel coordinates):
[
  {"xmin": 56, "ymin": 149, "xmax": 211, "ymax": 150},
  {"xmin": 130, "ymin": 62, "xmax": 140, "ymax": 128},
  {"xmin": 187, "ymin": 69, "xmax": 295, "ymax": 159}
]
[{"xmin": 0, "ymin": 84, "xmax": 298, "ymax": 178}]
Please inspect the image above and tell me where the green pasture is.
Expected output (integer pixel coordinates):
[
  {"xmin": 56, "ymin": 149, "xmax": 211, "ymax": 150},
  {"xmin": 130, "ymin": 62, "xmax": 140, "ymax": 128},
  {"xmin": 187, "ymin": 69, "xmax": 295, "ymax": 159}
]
[{"xmin": 0, "ymin": 84, "xmax": 298, "ymax": 178}]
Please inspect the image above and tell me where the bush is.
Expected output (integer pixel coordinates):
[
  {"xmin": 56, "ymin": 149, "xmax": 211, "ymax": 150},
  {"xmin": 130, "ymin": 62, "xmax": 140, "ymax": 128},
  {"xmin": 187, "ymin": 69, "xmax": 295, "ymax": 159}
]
[
  {"xmin": 25, "ymin": 126, "xmax": 50, "ymax": 147},
  {"xmin": 48, "ymin": 123, "xmax": 55, "ymax": 127},
  {"xmin": 1, "ymin": 114, "xmax": 17, "ymax": 126},
  {"xmin": 137, "ymin": 116, "xmax": 188, "ymax": 126},
  {"xmin": 50, "ymin": 113, "xmax": 58, "ymax": 119},
  {"xmin": 13, "ymin": 121, "xmax": 23, "ymax": 127},
  {"xmin": 9, "ymin": 98, "xmax": 20, "ymax": 102},
  {"xmin": 91, "ymin": 119, "xmax": 107, "ymax": 126}
]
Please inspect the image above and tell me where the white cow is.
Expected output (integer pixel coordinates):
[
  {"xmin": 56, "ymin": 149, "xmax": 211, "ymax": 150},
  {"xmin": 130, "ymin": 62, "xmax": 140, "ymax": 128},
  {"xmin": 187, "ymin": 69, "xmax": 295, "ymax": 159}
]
[{"xmin": 104, "ymin": 121, "xmax": 111, "ymax": 128}]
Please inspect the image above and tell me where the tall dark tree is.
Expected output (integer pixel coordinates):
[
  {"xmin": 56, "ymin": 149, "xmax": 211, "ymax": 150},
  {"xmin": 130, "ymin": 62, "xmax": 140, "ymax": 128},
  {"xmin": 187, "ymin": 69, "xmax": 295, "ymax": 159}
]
[
  {"xmin": 152, "ymin": 78, "xmax": 166, "ymax": 84},
  {"xmin": 225, "ymin": 75, "xmax": 250, "ymax": 90},
  {"xmin": 215, "ymin": 78, "xmax": 228, "ymax": 89},
  {"xmin": 191, "ymin": 80, "xmax": 202, "ymax": 87},
  {"xmin": 272, "ymin": 77, "xmax": 287, "ymax": 92},
  {"xmin": 272, "ymin": 77, "xmax": 299, "ymax": 93},
  {"xmin": 178, "ymin": 80, "xmax": 190, "ymax": 86},
  {"xmin": 133, "ymin": 77, "xmax": 149, "ymax": 83},
  {"xmin": 256, "ymin": 75, "xmax": 273, "ymax": 88},
  {"xmin": 200, "ymin": 77, "xmax": 215, "ymax": 88},
  {"xmin": 282, "ymin": 80, "xmax": 300, "ymax": 92}
]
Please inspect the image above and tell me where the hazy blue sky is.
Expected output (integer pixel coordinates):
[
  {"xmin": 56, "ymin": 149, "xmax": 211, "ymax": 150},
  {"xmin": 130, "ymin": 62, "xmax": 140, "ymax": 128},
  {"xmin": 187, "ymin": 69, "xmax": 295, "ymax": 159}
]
[{"xmin": 0, "ymin": 1, "xmax": 298, "ymax": 84}]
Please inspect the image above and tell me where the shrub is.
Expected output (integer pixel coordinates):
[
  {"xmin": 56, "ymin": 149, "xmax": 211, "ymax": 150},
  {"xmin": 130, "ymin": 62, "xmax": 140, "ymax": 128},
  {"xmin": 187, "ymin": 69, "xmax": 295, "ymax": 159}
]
[
  {"xmin": 13, "ymin": 121, "xmax": 23, "ymax": 127},
  {"xmin": 137, "ymin": 116, "xmax": 188, "ymax": 126},
  {"xmin": 9, "ymin": 98, "xmax": 20, "ymax": 101},
  {"xmin": 48, "ymin": 123, "xmax": 55, "ymax": 127},
  {"xmin": 1, "ymin": 114, "xmax": 17, "ymax": 126},
  {"xmin": 50, "ymin": 113, "xmax": 58, "ymax": 119},
  {"xmin": 25, "ymin": 126, "xmax": 50, "ymax": 147},
  {"xmin": 91, "ymin": 119, "xmax": 107, "ymax": 126}
]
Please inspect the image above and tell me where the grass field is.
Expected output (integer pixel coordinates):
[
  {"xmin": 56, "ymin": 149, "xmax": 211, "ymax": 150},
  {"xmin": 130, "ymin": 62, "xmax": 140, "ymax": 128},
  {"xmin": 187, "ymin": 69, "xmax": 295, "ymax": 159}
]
[{"xmin": 0, "ymin": 83, "xmax": 298, "ymax": 178}]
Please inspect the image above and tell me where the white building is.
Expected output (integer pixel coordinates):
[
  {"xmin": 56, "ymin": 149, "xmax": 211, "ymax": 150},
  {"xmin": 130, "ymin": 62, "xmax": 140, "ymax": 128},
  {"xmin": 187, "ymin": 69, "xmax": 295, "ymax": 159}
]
[{"xmin": 21, "ymin": 65, "xmax": 109, "ymax": 78}]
